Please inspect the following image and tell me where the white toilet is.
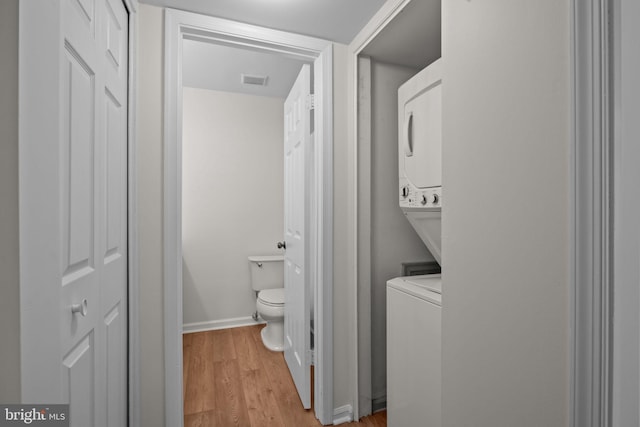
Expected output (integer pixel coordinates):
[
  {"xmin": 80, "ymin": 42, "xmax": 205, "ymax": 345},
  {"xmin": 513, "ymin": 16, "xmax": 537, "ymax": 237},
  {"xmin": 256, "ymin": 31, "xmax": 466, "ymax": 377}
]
[{"xmin": 248, "ymin": 255, "xmax": 285, "ymax": 352}]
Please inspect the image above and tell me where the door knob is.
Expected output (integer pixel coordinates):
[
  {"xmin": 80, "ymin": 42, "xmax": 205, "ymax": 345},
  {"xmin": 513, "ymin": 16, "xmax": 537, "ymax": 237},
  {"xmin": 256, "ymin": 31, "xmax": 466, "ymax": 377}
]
[
  {"xmin": 71, "ymin": 299, "xmax": 88, "ymax": 317},
  {"xmin": 277, "ymin": 241, "xmax": 286, "ymax": 250}
]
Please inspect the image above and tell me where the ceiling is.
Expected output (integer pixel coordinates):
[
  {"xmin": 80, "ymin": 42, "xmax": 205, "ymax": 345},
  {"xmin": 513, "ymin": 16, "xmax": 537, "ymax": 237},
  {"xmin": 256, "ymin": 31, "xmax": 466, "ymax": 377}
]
[
  {"xmin": 182, "ymin": 40, "xmax": 310, "ymax": 98},
  {"xmin": 139, "ymin": 0, "xmax": 388, "ymax": 44},
  {"xmin": 149, "ymin": 0, "xmax": 441, "ymax": 98},
  {"xmin": 362, "ymin": 0, "xmax": 441, "ymax": 70}
]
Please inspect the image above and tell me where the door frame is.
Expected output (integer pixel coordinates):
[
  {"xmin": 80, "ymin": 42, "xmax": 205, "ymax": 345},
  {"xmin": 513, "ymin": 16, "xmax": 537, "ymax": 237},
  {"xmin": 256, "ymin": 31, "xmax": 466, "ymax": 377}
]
[
  {"xmin": 125, "ymin": 2, "xmax": 140, "ymax": 426},
  {"xmin": 163, "ymin": 9, "xmax": 335, "ymax": 426},
  {"xmin": 346, "ymin": 0, "xmax": 416, "ymax": 418},
  {"xmin": 571, "ymin": 0, "xmax": 615, "ymax": 425},
  {"xmin": 574, "ymin": 0, "xmax": 640, "ymax": 425},
  {"xmin": 610, "ymin": 0, "xmax": 640, "ymax": 423},
  {"xmin": 18, "ymin": 0, "xmax": 140, "ymax": 425}
]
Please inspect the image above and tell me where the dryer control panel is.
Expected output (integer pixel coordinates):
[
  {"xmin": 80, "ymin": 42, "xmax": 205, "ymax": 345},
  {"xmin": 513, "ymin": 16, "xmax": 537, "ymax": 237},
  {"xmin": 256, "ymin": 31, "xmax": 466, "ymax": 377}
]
[{"xmin": 399, "ymin": 178, "xmax": 441, "ymax": 208}]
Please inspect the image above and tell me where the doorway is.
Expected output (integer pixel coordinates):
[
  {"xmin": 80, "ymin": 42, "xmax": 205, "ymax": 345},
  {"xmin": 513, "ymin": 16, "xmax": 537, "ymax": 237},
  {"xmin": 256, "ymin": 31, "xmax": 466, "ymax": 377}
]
[
  {"xmin": 180, "ymin": 40, "xmax": 308, "ymax": 335},
  {"xmin": 347, "ymin": 0, "xmax": 442, "ymax": 418},
  {"xmin": 163, "ymin": 9, "xmax": 335, "ymax": 426},
  {"xmin": 180, "ymin": 36, "xmax": 313, "ymax": 420}
]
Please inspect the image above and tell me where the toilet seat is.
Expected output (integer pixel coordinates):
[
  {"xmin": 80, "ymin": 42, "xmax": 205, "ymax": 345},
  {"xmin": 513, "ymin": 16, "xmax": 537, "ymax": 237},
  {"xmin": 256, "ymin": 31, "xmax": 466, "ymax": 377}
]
[{"xmin": 258, "ymin": 288, "xmax": 285, "ymax": 307}]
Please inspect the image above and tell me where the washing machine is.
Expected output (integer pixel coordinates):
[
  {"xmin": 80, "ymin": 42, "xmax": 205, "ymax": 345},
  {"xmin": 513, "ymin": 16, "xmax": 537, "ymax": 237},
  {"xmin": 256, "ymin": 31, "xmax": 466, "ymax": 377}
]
[{"xmin": 387, "ymin": 274, "xmax": 442, "ymax": 426}]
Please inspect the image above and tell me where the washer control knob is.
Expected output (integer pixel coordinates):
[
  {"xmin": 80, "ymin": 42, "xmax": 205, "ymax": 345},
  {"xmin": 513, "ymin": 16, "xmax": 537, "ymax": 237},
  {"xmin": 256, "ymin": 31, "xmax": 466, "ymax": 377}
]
[
  {"xmin": 401, "ymin": 186, "xmax": 409, "ymax": 198},
  {"xmin": 421, "ymin": 195, "xmax": 428, "ymax": 205},
  {"xmin": 430, "ymin": 193, "xmax": 439, "ymax": 204}
]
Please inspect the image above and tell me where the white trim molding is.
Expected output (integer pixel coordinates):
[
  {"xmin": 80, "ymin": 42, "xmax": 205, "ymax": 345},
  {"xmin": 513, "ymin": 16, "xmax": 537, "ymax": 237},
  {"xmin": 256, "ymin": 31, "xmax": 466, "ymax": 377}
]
[
  {"xmin": 163, "ymin": 8, "xmax": 335, "ymax": 426},
  {"xmin": 182, "ymin": 317, "xmax": 264, "ymax": 334},
  {"xmin": 313, "ymin": 43, "xmax": 335, "ymax": 426},
  {"xmin": 571, "ymin": 0, "xmax": 614, "ymax": 426},
  {"xmin": 163, "ymin": 11, "xmax": 184, "ymax": 427},
  {"xmin": 355, "ymin": 54, "xmax": 372, "ymax": 418},
  {"xmin": 333, "ymin": 404, "xmax": 354, "ymax": 425},
  {"xmin": 123, "ymin": 0, "xmax": 140, "ymax": 426},
  {"xmin": 610, "ymin": 0, "xmax": 640, "ymax": 424}
]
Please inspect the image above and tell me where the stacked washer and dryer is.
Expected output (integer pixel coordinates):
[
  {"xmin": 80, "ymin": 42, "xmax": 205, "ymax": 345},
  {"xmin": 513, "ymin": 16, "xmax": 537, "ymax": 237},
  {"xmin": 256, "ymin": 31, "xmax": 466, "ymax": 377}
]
[{"xmin": 387, "ymin": 58, "xmax": 443, "ymax": 426}]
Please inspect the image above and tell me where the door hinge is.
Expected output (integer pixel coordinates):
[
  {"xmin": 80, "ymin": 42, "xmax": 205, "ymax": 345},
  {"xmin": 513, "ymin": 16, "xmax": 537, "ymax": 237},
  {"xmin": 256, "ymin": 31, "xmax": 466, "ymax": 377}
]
[
  {"xmin": 306, "ymin": 94, "xmax": 315, "ymax": 111},
  {"xmin": 307, "ymin": 349, "xmax": 315, "ymax": 365}
]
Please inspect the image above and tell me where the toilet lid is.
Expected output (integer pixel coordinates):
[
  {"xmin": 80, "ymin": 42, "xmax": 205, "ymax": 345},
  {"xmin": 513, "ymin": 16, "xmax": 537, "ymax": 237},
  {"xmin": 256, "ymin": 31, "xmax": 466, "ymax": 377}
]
[{"xmin": 258, "ymin": 288, "xmax": 285, "ymax": 306}]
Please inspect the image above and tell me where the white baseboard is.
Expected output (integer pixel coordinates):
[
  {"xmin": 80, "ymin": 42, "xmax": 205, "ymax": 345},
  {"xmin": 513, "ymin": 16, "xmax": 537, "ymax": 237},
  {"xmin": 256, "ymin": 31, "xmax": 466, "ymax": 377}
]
[
  {"xmin": 372, "ymin": 396, "xmax": 387, "ymax": 413},
  {"xmin": 182, "ymin": 316, "xmax": 264, "ymax": 334},
  {"xmin": 333, "ymin": 404, "xmax": 354, "ymax": 425}
]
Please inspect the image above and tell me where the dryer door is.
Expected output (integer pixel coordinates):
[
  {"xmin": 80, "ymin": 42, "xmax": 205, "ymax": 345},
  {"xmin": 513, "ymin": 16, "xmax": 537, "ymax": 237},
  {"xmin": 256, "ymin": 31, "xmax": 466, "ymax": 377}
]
[
  {"xmin": 401, "ymin": 80, "xmax": 442, "ymax": 189},
  {"xmin": 398, "ymin": 59, "xmax": 442, "ymax": 190}
]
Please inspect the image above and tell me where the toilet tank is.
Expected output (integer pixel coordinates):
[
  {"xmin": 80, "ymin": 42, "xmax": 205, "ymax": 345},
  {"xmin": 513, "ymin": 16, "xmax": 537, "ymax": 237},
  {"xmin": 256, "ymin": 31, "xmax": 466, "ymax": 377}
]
[{"xmin": 248, "ymin": 255, "xmax": 284, "ymax": 291}]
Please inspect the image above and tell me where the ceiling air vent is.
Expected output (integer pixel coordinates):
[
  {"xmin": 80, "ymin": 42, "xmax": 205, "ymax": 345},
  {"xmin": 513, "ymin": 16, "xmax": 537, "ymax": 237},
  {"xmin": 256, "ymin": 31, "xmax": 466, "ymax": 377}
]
[{"xmin": 241, "ymin": 74, "xmax": 268, "ymax": 86}]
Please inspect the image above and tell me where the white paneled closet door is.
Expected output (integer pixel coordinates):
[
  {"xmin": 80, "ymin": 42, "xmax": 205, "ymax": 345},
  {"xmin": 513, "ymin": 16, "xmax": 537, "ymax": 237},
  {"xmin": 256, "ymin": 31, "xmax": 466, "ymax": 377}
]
[
  {"xmin": 61, "ymin": 0, "xmax": 129, "ymax": 424},
  {"xmin": 21, "ymin": 0, "xmax": 129, "ymax": 425}
]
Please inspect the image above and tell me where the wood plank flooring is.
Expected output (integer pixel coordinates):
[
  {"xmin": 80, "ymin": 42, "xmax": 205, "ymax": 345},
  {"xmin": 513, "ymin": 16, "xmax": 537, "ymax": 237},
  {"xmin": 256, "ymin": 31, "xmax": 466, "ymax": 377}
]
[{"xmin": 183, "ymin": 325, "xmax": 386, "ymax": 427}]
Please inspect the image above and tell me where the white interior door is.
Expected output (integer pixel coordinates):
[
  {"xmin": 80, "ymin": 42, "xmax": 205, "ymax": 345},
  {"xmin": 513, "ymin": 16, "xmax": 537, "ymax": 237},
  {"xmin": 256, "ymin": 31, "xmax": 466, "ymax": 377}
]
[
  {"xmin": 283, "ymin": 64, "xmax": 313, "ymax": 409},
  {"xmin": 20, "ymin": 0, "xmax": 128, "ymax": 424}
]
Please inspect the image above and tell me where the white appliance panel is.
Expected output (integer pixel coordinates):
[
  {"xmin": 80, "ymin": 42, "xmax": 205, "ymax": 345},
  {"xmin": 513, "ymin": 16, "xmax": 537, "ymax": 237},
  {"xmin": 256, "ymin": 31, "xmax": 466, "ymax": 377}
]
[
  {"xmin": 404, "ymin": 209, "xmax": 442, "ymax": 264},
  {"xmin": 401, "ymin": 81, "xmax": 442, "ymax": 190},
  {"xmin": 398, "ymin": 58, "xmax": 443, "ymax": 264},
  {"xmin": 387, "ymin": 275, "xmax": 442, "ymax": 427}
]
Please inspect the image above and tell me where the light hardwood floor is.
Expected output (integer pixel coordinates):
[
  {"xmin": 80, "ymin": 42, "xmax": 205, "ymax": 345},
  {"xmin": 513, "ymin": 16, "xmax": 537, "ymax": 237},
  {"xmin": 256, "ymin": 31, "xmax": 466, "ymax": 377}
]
[{"xmin": 183, "ymin": 325, "xmax": 386, "ymax": 427}]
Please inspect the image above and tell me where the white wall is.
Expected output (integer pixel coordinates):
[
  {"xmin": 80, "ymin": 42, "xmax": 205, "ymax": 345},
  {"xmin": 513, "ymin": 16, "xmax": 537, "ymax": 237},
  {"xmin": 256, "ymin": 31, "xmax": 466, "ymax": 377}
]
[
  {"xmin": 0, "ymin": 0, "xmax": 20, "ymax": 403},
  {"xmin": 182, "ymin": 88, "xmax": 284, "ymax": 327},
  {"xmin": 137, "ymin": 5, "xmax": 165, "ymax": 426},
  {"xmin": 369, "ymin": 60, "xmax": 432, "ymax": 402},
  {"xmin": 441, "ymin": 1, "xmax": 570, "ymax": 426},
  {"xmin": 137, "ymin": 5, "xmax": 353, "ymax": 422},
  {"xmin": 330, "ymin": 42, "xmax": 354, "ymax": 412}
]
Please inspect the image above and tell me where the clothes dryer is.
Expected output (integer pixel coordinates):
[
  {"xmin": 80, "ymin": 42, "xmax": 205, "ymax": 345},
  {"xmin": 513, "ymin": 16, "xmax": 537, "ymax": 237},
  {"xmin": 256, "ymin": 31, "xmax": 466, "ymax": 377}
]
[{"xmin": 398, "ymin": 58, "xmax": 442, "ymax": 264}]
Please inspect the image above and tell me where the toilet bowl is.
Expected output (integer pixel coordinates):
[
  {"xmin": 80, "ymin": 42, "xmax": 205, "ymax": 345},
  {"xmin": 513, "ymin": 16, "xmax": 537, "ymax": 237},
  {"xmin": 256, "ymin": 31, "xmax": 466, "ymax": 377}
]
[
  {"xmin": 256, "ymin": 288, "xmax": 285, "ymax": 351},
  {"xmin": 248, "ymin": 255, "xmax": 285, "ymax": 352}
]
